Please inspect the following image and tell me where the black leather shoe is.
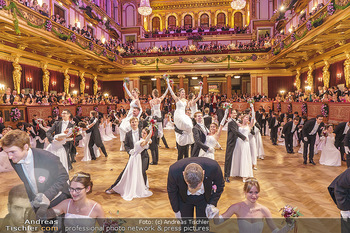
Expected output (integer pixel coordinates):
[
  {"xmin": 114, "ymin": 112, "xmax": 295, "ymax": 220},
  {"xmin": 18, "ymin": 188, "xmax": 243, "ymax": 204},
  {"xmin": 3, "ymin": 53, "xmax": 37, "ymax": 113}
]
[
  {"xmin": 225, "ymin": 177, "xmax": 230, "ymax": 183},
  {"xmin": 72, "ymin": 159, "xmax": 76, "ymax": 163},
  {"xmin": 310, "ymin": 161, "xmax": 316, "ymax": 165},
  {"xmin": 92, "ymin": 158, "xmax": 96, "ymax": 160},
  {"xmin": 303, "ymin": 161, "xmax": 307, "ymax": 165},
  {"xmin": 165, "ymin": 146, "xmax": 170, "ymax": 149},
  {"xmin": 105, "ymin": 154, "xmax": 108, "ymax": 157},
  {"xmin": 150, "ymin": 162, "xmax": 158, "ymax": 165}
]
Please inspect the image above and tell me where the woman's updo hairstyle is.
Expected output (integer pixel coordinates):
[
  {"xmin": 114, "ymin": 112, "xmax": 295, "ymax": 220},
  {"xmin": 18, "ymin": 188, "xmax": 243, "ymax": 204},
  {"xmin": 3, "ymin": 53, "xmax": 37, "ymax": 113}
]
[
  {"xmin": 243, "ymin": 178, "xmax": 260, "ymax": 193},
  {"xmin": 133, "ymin": 88, "xmax": 140, "ymax": 95},
  {"xmin": 71, "ymin": 172, "xmax": 93, "ymax": 194}
]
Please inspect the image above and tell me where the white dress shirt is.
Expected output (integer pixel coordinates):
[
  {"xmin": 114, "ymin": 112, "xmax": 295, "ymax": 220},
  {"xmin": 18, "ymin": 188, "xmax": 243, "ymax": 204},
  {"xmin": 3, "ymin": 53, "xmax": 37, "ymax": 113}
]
[
  {"xmin": 291, "ymin": 123, "xmax": 296, "ymax": 133},
  {"xmin": 198, "ymin": 123, "xmax": 208, "ymax": 135},
  {"xmin": 310, "ymin": 122, "xmax": 319, "ymax": 135},
  {"xmin": 132, "ymin": 129, "xmax": 139, "ymax": 143},
  {"xmin": 344, "ymin": 124, "xmax": 350, "ymax": 135},
  {"xmin": 187, "ymin": 183, "xmax": 205, "ymax": 196},
  {"xmin": 61, "ymin": 120, "xmax": 69, "ymax": 134},
  {"xmin": 17, "ymin": 148, "xmax": 38, "ymax": 194}
]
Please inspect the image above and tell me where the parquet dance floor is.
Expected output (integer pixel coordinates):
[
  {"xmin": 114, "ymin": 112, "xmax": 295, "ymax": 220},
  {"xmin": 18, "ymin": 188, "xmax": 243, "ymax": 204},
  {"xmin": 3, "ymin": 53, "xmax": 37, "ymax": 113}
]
[{"xmin": 0, "ymin": 130, "xmax": 345, "ymax": 221}]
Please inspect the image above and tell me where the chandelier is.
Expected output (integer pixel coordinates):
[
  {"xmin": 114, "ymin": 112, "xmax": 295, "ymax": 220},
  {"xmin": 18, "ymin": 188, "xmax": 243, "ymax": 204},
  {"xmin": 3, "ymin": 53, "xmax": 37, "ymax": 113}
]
[
  {"xmin": 138, "ymin": 0, "xmax": 152, "ymax": 16},
  {"xmin": 231, "ymin": 0, "xmax": 247, "ymax": 10}
]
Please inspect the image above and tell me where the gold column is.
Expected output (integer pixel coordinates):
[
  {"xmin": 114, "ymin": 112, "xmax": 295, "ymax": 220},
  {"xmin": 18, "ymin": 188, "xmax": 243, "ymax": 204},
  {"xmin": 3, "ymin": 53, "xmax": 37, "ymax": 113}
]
[
  {"xmin": 178, "ymin": 75, "xmax": 185, "ymax": 89},
  {"xmin": 161, "ymin": 14, "xmax": 166, "ymax": 31},
  {"xmin": 12, "ymin": 56, "xmax": 22, "ymax": 94},
  {"xmin": 156, "ymin": 76, "xmax": 161, "ymax": 94},
  {"xmin": 344, "ymin": 53, "xmax": 350, "ymax": 88},
  {"xmin": 64, "ymin": 68, "xmax": 70, "ymax": 94},
  {"xmin": 225, "ymin": 74, "xmax": 232, "ymax": 98},
  {"xmin": 42, "ymin": 63, "xmax": 50, "ymax": 93},
  {"xmin": 322, "ymin": 59, "xmax": 330, "ymax": 88},
  {"xmin": 295, "ymin": 68, "xmax": 301, "ymax": 90},
  {"xmin": 79, "ymin": 71, "xmax": 85, "ymax": 95},
  {"xmin": 93, "ymin": 74, "xmax": 98, "ymax": 96},
  {"xmin": 201, "ymin": 74, "xmax": 209, "ymax": 95},
  {"xmin": 307, "ymin": 63, "xmax": 314, "ymax": 90}
]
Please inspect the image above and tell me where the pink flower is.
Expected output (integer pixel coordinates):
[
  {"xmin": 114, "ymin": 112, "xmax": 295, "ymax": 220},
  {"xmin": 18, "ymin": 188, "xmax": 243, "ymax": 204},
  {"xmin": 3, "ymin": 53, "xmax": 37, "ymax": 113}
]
[
  {"xmin": 38, "ymin": 176, "xmax": 46, "ymax": 183},
  {"xmin": 212, "ymin": 184, "xmax": 217, "ymax": 193}
]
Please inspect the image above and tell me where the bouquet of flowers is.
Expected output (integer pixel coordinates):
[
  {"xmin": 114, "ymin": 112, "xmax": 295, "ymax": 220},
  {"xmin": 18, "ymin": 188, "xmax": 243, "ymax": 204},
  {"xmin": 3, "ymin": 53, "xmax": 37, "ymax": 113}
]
[
  {"xmin": 168, "ymin": 79, "xmax": 174, "ymax": 85},
  {"xmin": 148, "ymin": 118, "xmax": 158, "ymax": 129},
  {"xmin": 124, "ymin": 77, "xmax": 130, "ymax": 84},
  {"xmin": 67, "ymin": 125, "xmax": 81, "ymax": 144},
  {"xmin": 52, "ymin": 107, "xmax": 59, "ymax": 117},
  {"xmin": 163, "ymin": 74, "xmax": 170, "ymax": 80},
  {"xmin": 280, "ymin": 204, "xmax": 303, "ymax": 224},
  {"xmin": 247, "ymin": 98, "xmax": 255, "ymax": 104},
  {"xmin": 70, "ymin": 33, "xmax": 76, "ymax": 43},
  {"xmin": 198, "ymin": 81, "xmax": 203, "ymax": 86},
  {"xmin": 321, "ymin": 103, "xmax": 329, "ymax": 117},
  {"xmin": 0, "ymin": 0, "xmax": 6, "ymax": 9},
  {"xmin": 222, "ymin": 102, "xmax": 232, "ymax": 110},
  {"xmin": 327, "ymin": 2, "xmax": 335, "ymax": 16},
  {"xmin": 322, "ymin": 130, "xmax": 328, "ymax": 137},
  {"xmin": 277, "ymin": 102, "xmax": 281, "ymax": 112},
  {"xmin": 10, "ymin": 107, "xmax": 21, "ymax": 122},
  {"xmin": 93, "ymin": 106, "xmax": 99, "ymax": 112},
  {"xmin": 76, "ymin": 106, "xmax": 82, "ymax": 116},
  {"xmin": 287, "ymin": 103, "xmax": 292, "ymax": 113},
  {"xmin": 103, "ymin": 218, "xmax": 127, "ymax": 233},
  {"xmin": 45, "ymin": 20, "xmax": 52, "ymax": 32},
  {"xmin": 301, "ymin": 102, "xmax": 307, "ymax": 115}
]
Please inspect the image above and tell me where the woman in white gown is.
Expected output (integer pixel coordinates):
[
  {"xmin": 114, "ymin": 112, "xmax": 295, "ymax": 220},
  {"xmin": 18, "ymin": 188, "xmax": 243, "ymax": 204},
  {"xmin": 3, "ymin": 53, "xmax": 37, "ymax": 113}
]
[
  {"xmin": 105, "ymin": 116, "xmax": 117, "ymax": 139},
  {"xmin": 199, "ymin": 109, "xmax": 229, "ymax": 160},
  {"xmin": 99, "ymin": 117, "xmax": 112, "ymax": 142},
  {"xmin": 214, "ymin": 179, "xmax": 294, "ymax": 233},
  {"xmin": 119, "ymin": 81, "xmax": 142, "ymax": 150},
  {"xmin": 163, "ymin": 114, "xmax": 175, "ymax": 130},
  {"xmin": 254, "ymin": 124, "xmax": 265, "ymax": 160},
  {"xmin": 150, "ymin": 86, "xmax": 168, "ymax": 138},
  {"xmin": 249, "ymin": 123, "xmax": 259, "ymax": 170},
  {"xmin": 230, "ymin": 104, "xmax": 255, "ymax": 182},
  {"xmin": 45, "ymin": 134, "xmax": 69, "ymax": 172},
  {"xmin": 166, "ymin": 77, "xmax": 198, "ymax": 134},
  {"xmin": 79, "ymin": 121, "xmax": 101, "ymax": 162},
  {"xmin": 319, "ymin": 124, "xmax": 341, "ymax": 166},
  {"xmin": 188, "ymin": 87, "xmax": 202, "ymax": 117},
  {"xmin": 109, "ymin": 127, "xmax": 153, "ymax": 201}
]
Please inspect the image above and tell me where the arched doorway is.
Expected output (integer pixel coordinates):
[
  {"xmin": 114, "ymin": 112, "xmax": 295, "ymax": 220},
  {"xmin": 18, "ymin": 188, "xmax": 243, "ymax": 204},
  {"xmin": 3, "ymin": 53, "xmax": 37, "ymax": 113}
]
[
  {"xmin": 184, "ymin": 14, "xmax": 192, "ymax": 28},
  {"xmin": 168, "ymin": 16, "xmax": 176, "ymax": 29},
  {"xmin": 217, "ymin": 13, "xmax": 226, "ymax": 27},
  {"xmin": 234, "ymin": 12, "xmax": 243, "ymax": 28},
  {"xmin": 200, "ymin": 13, "xmax": 209, "ymax": 28},
  {"xmin": 152, "ymin": 17, "xmax": 160, "ymax": 31}
]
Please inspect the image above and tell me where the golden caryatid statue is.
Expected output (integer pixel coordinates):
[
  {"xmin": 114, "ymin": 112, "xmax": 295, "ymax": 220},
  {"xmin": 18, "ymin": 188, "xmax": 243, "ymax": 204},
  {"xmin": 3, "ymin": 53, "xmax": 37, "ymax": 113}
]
[
  {"xmin": 64, "ymin": 68, "xmax": 70, "ymax": 94},
  {"xmin": 307, "ymin": 63, "xmax": 314, "ymax": 89},
  {"xmin": 42, "ymin": 63, "xmax": 50, "ymax": 93},
  {"xmin": 322, "ymin": 60, "xmax": 330, "ymax": 88},
  {"xmin": 12, "ymin": 56, "xmax": 22, "ymax": 93},
  {"xmin": 93, "ymin": 74, "xmax": 98, "ymax": 96},
  {"xmin": 344, "ymin": 53, "xmax": 350, "ymax": 88},
  {"xmin": 80, "ymin": 72, "xmax": 85, "ymax": 95},
  {"xmin": 295, "ymin": 68, "xmax": 301, "ymax": 90}
]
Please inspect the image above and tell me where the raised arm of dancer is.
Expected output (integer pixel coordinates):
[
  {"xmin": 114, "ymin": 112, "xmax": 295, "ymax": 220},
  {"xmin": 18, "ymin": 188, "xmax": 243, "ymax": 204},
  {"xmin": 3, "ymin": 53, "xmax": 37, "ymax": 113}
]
[
  {"xmin": 249, "ymin": 104, "xmax": 256, "ymax": 128},
  {"xmin": 214, "ymin": 109, "xmax": 229, "ymax": 141},
  {"xmin": 194, "ymin": 85, "xmax": 203, "ymax": 102},
  {"xmin": 213, "ymin": 203, "xmax": 239, "ymax": 224},
  {"xmin": 166, "ymin": 79, "xmax": 179, "ymax": 102},
  {"xmin": 123, "ymin": 82, "xmax": 135, "ymax": 100},
  {"xmin": 159, "ymin": 86, "xmax": 169, "ymax": 102}
]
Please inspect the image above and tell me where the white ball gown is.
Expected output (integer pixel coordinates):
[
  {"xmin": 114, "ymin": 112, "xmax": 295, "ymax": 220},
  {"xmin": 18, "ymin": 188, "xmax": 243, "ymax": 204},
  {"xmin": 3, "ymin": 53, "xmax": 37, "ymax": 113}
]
[
  {"xmin": 319, "ymin": 134, "xmax": 341, "ymax": 166},
  {"xmin": 45, "ymin": 135, "xmax": 69, "ymax": 172},
  {"xmin": 230, "ymin": 126, "xmax": 253, "ymax": 178},
  {"xmin": 81, "ymin": 131, "xmax": 100, "ymax": 161},
  {"xmin": 254, "ymin": 127, "xmax": 265, "ymax": 159},
  {"xmin": 238, "ymin": 219, "xmax": 264, "ymax": 233},
  {"xmin": 249, "ymin": 130, "xmax": 258, "ymax": 166},
  {"xmin": 119, "ymin": 99, "xmax": 142, "ymax": 142},
  {"xmin": 112, "ymin": 139, "xmax": 153, "ymax": 201},
  {"xmin": 99, "ymin": 122, "xmax": 112, "ymax": 142},
  {"xmin": 164, "ymin": 116, "xmax": 175, "ymax": 130},
  {"xmin": 174, "ymin": 100, "xmax": 193, "ymax": 134},
  {"xmin": 152, "ymin": 103, "xmax": 164, "ymax": 138},
  {"xmin": 198, "ymin": 135, "xmax": 219, "ymax": 160},
  {"xmin": 105, "ymin": 122, "xmax": 117, "ymax": 139}
]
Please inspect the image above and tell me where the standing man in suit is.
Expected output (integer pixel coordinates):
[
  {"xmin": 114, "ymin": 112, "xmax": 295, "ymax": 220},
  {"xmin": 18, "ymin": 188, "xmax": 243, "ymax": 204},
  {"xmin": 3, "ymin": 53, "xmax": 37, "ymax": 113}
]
[
  {"xmin": 282, "ymin": 117, "xmax": 299, "ymax": 153},
  {"xmin": 46, "ymin": 109, "xmax": 82, "ymax": 169},
  {"xmin": 19, "ymin": 89, "xmax": 26, "ymax": 100},
  {"xmin": 328, "ymin": 168, "xmax": 350, "ymax": 233},
  {"xmin": 270, "ymin": 112, "xmax": 280, "ymax": 145},
  {"xmin": 197, "ymin": 97, "xmax": 204, "ymax": 112},
  {"xmin": 191, "ymin": 111, "xmax": 213, "ymax": 157},
  {"xmin": 106, "ymin": 117, "xmax": 149, "ymax": 193},
  {"xmin": 216, "ymin": 104, "xmax": 224, "ymax": 125},
  {"xmin": 203, "ymin": 108, "xmax": 212, "ymax": 132},
  {"xmin": 86, "ymin": 111, "xmax": 108, "ymax": 160},
  {"xmin": 302, "ymin": 115, "xmax": 324, "ymax": 165},
  {"xmin": 224, "ymin": 109, "xmax": 247, "ymax": 183},
  {"xmin": 334, "ymin": 121, "xmax": 350, "ymax": 162},
  {"xmin": 141, "ymin": 109, "xmax": 159, "ymax": 165},
  {"xmin": 1, "ymin": 130, "xmax": 70, "ymax": 211},
  {"xmin": 167, "ymin": 157, "xmax": 225, "ymax": 232},
  {"xmin": 2, "ymin": 88, "xmax": 14, "ymax": 104},
  {"xmin": 343, "ymin": 130, "xmax": 350, "ymax": 168},
  {"xmin": 31, "ymin": 115, "xmax": 47, "ymax": 149}
]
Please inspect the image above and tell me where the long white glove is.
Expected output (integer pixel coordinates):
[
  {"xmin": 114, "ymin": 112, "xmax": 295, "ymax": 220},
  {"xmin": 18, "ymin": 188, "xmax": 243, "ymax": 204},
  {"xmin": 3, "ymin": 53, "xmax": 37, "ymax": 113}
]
[
  {"xmin": 123, "ymin": 82, "xmax": 132, "ymax": 98},
  {"xmin": 32, "ymin": 193, "xmax": 50, "ymax": 208},
  {"xmin": 205, "ymin": 204, "xmax": 219, "ymax": 219},
  {"xmin": 220, "ymin": 109, "xmax": 229, "ymax": 126},
  {"xmin": 129, "ymin": 149, "xmax": 135, "ymax": 156},
  {"xmin": 345, "ymin": 146, "xmax": 350, "ymax": 154},
  {"xmin": 208, "ymin": 147, "xmax": 215, "ymax": 153}
]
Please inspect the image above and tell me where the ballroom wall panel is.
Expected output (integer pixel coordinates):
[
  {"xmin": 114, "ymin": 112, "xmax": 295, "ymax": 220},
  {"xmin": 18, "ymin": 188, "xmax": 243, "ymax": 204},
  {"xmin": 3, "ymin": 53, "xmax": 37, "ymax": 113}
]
[
  {"xmin": 100, "ymin": 81, "xmax": 123, "ymax": 98},
  {"xmin": 0, "ymin": 59, "xmax": 14, "ymax": 90},
  {"xmin": 268, "ymin": 76, "xmax": 294, "ymax": 98}
]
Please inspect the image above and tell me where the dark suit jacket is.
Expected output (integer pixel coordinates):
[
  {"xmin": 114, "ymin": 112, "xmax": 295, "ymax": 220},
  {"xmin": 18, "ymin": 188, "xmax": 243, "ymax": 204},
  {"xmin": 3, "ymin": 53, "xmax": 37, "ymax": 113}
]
[
  {"xmin": 203, "ymin": 115, "xmax": 212, "ymax": 129},
  {"xmin": 225, "ymin": 120, "xmax": 246, "ymax": 158},
  {"xmin": 335, "ymin": 122, "xmax": 348, "ymax": 145},
  {"xmin": 328, "ymin": 168, "xmax": 350, "ymax": 211},
  {"xmin": 301, "ymin": 118, "xmax": 324, "ymax": 139},
  {"xmin": 10, "ymin": 148, "xmax": 70, "ymax": 203},
  {"xmin": 192, "ymin": 124, "xmax": 209, "ymax": 157},
  {"xmin": 282, "ymin": 121, "xmax": 298, "ymax": 137},
  {"xmin": 86, "ymin": 118, "xmax": 103, "ymax": 147},
  {"xmin": 344, "ymin": 130, "xmax": 350, "ymax": 148},
  {"xmin": 46, "ymin": 120, "xmax": 75, "ymax": 143},
  {"xmin": 124, "ymin": 128, "xmax": 149, "ymax": 160},
  {"xmin": 2, "ymin": 94, "xmax": 14, "ymax": 104},
  {"xmin": 167, "ymin": 157, "xmax": 225, "ymax": 213},
  {"xmin": 216, "ymin": 109, "xmax": 224, "ymax": 124}
]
